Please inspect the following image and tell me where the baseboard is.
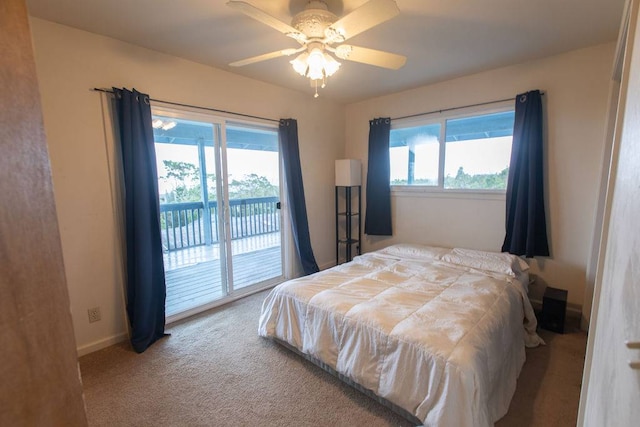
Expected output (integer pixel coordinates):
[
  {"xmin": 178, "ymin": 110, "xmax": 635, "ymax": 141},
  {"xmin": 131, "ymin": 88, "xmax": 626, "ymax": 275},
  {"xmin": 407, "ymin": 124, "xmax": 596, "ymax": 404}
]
[
  {"xmin": 77, "ymin": 332, "xmax": 129, "ymax": 357},
  {"xmin": 319, "ymin": 260, "xmax": 337, "ymax": 271}
]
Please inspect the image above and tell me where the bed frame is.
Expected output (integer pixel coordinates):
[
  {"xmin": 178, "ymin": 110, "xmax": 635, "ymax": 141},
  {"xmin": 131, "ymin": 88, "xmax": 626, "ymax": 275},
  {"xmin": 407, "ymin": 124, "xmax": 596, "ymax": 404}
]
[{"xmin": 274, "ymin": 338, "xmax": 423, "ymax": 426}]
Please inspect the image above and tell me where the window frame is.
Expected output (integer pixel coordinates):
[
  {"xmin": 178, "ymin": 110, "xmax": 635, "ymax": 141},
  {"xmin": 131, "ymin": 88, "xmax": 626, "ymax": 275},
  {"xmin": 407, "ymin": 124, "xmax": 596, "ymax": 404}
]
[{"xmin": 390, "ymin": 101, "xmax": 514, "ymax": 197}]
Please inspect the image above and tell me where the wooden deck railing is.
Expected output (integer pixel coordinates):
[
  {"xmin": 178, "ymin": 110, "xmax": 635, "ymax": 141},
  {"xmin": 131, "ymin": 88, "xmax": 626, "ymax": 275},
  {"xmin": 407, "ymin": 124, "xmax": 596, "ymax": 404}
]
[{"xmin": 159, "ymin": 197, "xmax": 280, "ymax": 252}]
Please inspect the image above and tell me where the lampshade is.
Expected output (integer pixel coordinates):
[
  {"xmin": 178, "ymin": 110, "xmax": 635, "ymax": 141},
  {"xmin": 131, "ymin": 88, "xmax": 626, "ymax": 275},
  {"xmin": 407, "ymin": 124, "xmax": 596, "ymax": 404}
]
[
  {"xmin": 290, "ymin": 52, "xmax": 309, "ymax": 76},
  {"xmin": 323, "ymin": 54, "xmax": 341, "ymax": 76},
  {"xmin": 335, "ymin": 159, "xmax": 361, "ymax": 186}
]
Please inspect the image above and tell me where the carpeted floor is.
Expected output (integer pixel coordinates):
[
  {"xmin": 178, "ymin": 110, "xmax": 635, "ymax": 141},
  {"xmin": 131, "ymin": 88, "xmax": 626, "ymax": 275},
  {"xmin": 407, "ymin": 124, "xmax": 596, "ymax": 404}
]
[{"xmin": 79, "ymin": 290, "xmax": 587, "ymax": 426}]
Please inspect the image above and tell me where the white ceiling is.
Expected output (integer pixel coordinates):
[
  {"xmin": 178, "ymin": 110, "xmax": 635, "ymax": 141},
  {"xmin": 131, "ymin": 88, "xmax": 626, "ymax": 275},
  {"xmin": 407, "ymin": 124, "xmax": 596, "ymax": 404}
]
[{"xmin": 26, "ymin": 0, "xmax": 625, "ymax": 104}]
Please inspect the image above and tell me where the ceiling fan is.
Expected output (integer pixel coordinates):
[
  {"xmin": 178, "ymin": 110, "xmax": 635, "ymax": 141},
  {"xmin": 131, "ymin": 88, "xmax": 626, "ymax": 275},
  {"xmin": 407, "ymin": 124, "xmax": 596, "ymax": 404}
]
[{"xmin": 227, "ymin": 0, "xmax": 406, "ymax": 96}]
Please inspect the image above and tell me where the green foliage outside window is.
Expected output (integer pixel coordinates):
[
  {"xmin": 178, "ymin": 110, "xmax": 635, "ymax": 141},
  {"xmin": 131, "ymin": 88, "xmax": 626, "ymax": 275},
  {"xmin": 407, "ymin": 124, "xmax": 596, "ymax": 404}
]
[
  {"xmin": 159, "ymin": 160, "xmax": 204, "ymax": 203},
  {"xmin": 391, "ymin": 167, "xmax": 508, "ymax": 189},
  {"xmin": 228, "ymin": 173, "xmax": 278, "ymax": 199},
  {"xmin": 445, "ymin": 167, "xmax": 509, "ymax": 190}
]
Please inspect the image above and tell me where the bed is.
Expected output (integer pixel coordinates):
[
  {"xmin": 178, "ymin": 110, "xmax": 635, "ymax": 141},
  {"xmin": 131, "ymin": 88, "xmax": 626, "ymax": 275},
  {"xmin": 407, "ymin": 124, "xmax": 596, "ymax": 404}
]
[{"xmin": 258, "ymin": 244, "xmax": 543, "ymax": 426}]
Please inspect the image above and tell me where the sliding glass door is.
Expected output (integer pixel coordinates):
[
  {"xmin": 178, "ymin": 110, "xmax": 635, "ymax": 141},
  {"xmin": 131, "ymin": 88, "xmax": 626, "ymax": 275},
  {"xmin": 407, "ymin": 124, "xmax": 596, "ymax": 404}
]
[
  {"xmin": 225, "ymin": 124, "xmax": 282, "ymax": 291},
  {"xmin": 151, "ymin": 110, "xmax": 283, "ymax": 319}
]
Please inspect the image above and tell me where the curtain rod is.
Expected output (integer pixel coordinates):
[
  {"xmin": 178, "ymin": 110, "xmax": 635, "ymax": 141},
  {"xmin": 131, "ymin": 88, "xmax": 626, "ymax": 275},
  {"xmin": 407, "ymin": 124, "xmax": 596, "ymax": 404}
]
[
  {"xmin": 391, "ymin": 92, "xmax": 545, "ymax": 121},
  {"xmin": 91, "ymin": 88, "xmax": 280, "ymax": 123}
]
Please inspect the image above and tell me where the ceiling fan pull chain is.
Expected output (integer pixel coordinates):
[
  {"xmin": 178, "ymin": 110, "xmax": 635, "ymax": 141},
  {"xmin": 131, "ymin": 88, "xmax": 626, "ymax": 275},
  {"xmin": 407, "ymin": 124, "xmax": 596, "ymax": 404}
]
[{"xmin": 314, "ymin": 80, "xmax": 319, "ymax": 98}]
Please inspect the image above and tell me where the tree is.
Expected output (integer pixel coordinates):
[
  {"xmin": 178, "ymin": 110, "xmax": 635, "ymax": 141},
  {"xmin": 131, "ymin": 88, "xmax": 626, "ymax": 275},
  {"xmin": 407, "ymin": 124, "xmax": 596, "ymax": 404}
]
[
  {"xmin": 228, "ymin": 173, "xmax": 278, "ymax": 199},
  {"xmin": 444, "ymin": 166, "xmax": 509, "ymax": 189},
  {"xmin": 160, "ymin": 160, "xmax": 200, "ymax": 202}
]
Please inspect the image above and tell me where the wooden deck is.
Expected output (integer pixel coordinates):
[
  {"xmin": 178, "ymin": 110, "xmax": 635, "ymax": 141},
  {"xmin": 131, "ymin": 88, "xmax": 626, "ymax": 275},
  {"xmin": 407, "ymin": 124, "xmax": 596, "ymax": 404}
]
[{"xmin": 163, "ymin": 233, "xmax": 282, "ymax": 316}]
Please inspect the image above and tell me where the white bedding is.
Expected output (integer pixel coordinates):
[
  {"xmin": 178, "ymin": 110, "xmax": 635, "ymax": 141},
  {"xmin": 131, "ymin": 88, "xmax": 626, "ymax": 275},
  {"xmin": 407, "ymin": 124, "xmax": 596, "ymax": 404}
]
[{"xmin": 258, "ymin": 246, "xmax": 542, "ymax": 426}]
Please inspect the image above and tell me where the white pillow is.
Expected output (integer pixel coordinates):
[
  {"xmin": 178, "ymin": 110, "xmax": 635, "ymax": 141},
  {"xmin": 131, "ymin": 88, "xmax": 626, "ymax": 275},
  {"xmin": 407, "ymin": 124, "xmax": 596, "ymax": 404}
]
[
  {"xmin": 377, "ymin": 243, "xmax": 451, "ymax": 260},
  {"xmin": 442, "ymin": 247, "xmax": 529, "ymax": 277}
]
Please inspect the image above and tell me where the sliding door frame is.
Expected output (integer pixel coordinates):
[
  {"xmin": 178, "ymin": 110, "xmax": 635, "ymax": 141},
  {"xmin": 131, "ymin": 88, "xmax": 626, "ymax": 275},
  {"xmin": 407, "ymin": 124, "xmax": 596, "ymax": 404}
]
[{"xmin": 151, "ymin": 104, "xmax": 286, "ymax": 323}]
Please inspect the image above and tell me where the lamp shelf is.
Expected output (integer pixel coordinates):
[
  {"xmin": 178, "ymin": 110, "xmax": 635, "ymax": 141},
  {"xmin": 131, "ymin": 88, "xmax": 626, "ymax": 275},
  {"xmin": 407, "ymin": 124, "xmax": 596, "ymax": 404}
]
[
  {"xmin": 335, "ymin": 185, "xmax": 361, "ymax": 265},
  {"xmin": 335, "ymin": 159, "xmax": 362, "ymax": 265}
]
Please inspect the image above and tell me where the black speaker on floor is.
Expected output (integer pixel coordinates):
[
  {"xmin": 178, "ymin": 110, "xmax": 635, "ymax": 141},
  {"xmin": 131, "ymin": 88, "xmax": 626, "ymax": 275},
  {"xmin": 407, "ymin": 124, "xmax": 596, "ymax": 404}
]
[{"xmin": 540, "ymin": 287, "xmax": 567, "ymax": 334}]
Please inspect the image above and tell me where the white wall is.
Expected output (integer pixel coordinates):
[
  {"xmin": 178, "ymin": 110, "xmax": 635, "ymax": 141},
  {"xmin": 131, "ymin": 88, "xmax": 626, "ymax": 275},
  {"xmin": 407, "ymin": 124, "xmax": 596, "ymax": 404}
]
[
  {"xmin": 345, "ymin": 43, "xmax": 615, "ymax": 311},
  {"xmin": 30, "ymin": 18, "xmax": 344, "ymax": 354}
]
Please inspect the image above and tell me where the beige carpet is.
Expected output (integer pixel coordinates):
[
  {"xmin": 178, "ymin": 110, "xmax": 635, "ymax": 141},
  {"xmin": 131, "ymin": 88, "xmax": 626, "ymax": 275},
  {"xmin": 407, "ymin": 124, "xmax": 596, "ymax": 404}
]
[{"xmin": 80, "ymin": 290, "xmax": 587, "ymax": 426}]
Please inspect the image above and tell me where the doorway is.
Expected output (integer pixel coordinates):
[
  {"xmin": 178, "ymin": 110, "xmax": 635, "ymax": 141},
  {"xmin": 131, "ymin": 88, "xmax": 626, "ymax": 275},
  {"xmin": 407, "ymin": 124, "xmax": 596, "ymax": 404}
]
[{"xmin": 151, "ymin": 109, "xmax": 284, "ymax": 320}]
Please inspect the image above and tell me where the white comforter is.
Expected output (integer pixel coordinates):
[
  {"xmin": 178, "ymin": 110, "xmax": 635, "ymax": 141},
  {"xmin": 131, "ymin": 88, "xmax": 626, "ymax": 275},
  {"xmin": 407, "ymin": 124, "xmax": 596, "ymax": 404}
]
[{"xmin": 258, "ymin": 247, "xmax": 541, "ymax": 426}]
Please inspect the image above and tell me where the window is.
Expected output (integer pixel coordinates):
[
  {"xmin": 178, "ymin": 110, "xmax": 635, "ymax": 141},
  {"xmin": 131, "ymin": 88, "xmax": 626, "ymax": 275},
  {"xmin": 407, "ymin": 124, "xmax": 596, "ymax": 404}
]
[
  {"xmin": 390, "ymin": 123, "xmax": 440, "ymax": 185},
  {"xmin": 390, "ymin": 108, "xmax": 515, "ymax": 191}
]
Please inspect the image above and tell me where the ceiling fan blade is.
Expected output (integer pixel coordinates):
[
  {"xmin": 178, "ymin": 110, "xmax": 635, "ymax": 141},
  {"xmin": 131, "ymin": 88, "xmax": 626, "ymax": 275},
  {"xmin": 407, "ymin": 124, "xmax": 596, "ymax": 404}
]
[
  {"xmin": 227, "ymin": 1, "xmax": 307, "ymax": 42},
  {"xmin": 327, "ymin": 0, "xmax": 400, "ymax": 42},
  {"xmin": 230, "ymin": 48, "xmax": 301, "ymax": 67},
  {"xmin": 334, "ymin": 45, "xmax": 406, "ymax": 69}
]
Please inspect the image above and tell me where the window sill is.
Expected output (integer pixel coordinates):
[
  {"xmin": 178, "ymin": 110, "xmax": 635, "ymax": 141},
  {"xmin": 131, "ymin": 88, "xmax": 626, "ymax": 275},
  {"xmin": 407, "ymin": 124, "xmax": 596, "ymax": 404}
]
[{"xmin": 391, "ymin": 186, "xmax": 506, "ymax": 200}]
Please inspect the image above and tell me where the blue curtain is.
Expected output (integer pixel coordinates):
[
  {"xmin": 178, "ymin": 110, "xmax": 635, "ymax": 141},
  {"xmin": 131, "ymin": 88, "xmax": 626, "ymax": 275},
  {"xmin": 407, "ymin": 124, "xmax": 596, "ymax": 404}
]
[
  {"xmin": 279, "ymin": 119, "xmax": 319, "ymax": 275},
  {"xmin": 364, "ymin": 118, "xmax": 392, "ymax": 236},
  {"xmin": 113, "ymin": 88, "xmax": 167, "ymax": 353},
  {"xmin": 502, "ymin": 90, "xmax": 550, "ymax": 257}
]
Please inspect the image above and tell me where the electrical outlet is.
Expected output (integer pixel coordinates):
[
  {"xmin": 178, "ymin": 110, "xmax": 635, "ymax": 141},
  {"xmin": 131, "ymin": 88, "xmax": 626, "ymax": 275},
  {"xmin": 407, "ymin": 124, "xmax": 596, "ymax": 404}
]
[{"xmin": 88, "ymin": 307, "xmax": 101, "ymax": 323}]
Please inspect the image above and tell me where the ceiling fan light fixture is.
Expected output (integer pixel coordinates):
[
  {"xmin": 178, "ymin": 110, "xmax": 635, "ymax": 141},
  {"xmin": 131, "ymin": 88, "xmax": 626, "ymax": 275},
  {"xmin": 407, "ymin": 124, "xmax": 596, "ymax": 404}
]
[
  {"xmin": 152, "ymin": 118, "xmax": 177, "ymax": 131},
  {"xmin": 307, "ymin": 65, "xmax": 324, "ymax": 81},
  {"xmin": 290, "ymin": 52, "xmax": 309, "ymax": 76},
  {"xmin": 161, "ymin": 121, "xmax": 177, "ymax": 131},
  {"xmin": 323, "ymin": 53, "xmax": 341, "ymax": 77},
  {"xmin": 307, "ymin": 48, "xmax": 325, "ymax": 68},
  {"xmin": 291, "ymin": 47, "xmax": 341, "ymax": 83}
]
